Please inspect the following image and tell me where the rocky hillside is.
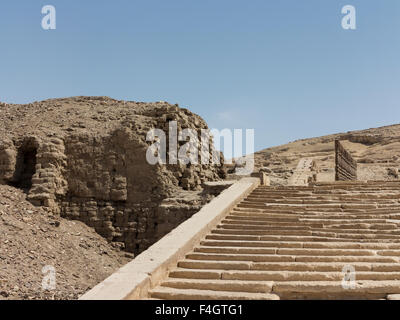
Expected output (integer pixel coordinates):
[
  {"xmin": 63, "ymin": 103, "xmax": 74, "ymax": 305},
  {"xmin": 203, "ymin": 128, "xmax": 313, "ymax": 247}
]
[
  {"xmin": 0, "ymin": 96, "xmax": 230, "ymax": 300},
  {"xmin": 253, "ymin": 124, "xmax": 400, "ymax": 185},
  {"xmin": 0, "ymin": 96, "xmax": 225, "ymax": 194},
  {"xmin": 0, "ymin": 184, "xmax": 129, "ymax": 300},
  {"xmin": 0, "ymin": 96, "xmax": 226, "ymax": 254}
]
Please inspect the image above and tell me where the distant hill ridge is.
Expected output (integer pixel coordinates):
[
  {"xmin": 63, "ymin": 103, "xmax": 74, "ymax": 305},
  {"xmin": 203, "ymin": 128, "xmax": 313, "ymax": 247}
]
[{"xmin": 253, "ymin": 123, "xmax": 400, "ymax": 185}]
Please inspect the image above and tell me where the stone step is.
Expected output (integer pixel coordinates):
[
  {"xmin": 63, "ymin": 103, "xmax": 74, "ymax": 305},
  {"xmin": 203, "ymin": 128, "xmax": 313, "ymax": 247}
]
[
  {"xmin": 221, "ymin": 220, "xmax": 313, "ymax": 229},
  {"xmin": 201, "ymin": 240, "xmax": 400, "ymax": 249},
  {"xmin": 194, "ymin": 246, "xmax": 279, "ymax": 254},
  {"xmin": 217, "ymin": 224, "xmax": 400, "ymax": 235},
  {"xmin": 246, "ymin": 196, "xmax": 400, "ymax": 202},
  {"xmin": 249, "ymin": 193, "xmax": 312, "ymax": 198},
  {"xmin": 220, "ymin": 220, "xmax": 398, "ymax": 231},
  {"xmin": 314, "ymin": 186, "xmax": 400, "ymax": 190},
  {"xmin": 211, "ymin": 229, "xmax": 316, "ymax": 236},
  {"xmin": 295, "ymin": 256, "xmax": 397, "ymax": 263},
  {"xmin": 332, "ymin": 233, "xmax": 400, "ymax": 240},
  {"xmin": 231, "ymin": 209, "xmax": 397, "ymax": 218},
  {"xmin": 149, "ymin": 287, "xmax": 280, "ymax": 300},
  {"xmin": 222, "ymin": 219, "xmax": 325, "ymax": 228},
  {"xmin": 238, "ymin": 203, "xmax": 372, "ymax": 210},
  {"xmin": 225, "ymin": 271, "xmax": 400, "ymax": 282},
  {"xmin": 205, "ymin": 233, "xmax": 400, "ymax": 243},
  {"xmin": 251, "ymin": 191, "xmax": 400, "ymax": 197},
  {"xmin": 238, "ymin": 205, "xmax": 400, "ymax": 214},
  {"xmin": 312, "ymin": 183, "xmax": 400, "ymax": 188},
  {"xmin": 275, "ymin": 248, "xmax": 377, "ymax": 256},
  {"xmin": 253, "ymin": 188, "xmax": 400, "ymax": 193},
  {"xmin": 177, "ymin": 259, "xmax": 400, "ymax": 272},
  {"xmin": 187, "ymin": 252, "xmax": 398, "ymax": 263},
  {"xmin": 201, "ymin": 239, "xmax": 400, "ymax": 249},
  {"xmin": 229, "ymin": 214, "xmax": 396, "ymax": 224},
  {"xmin": 193, "ymin": 245, "xmax": 399, "ymax": 257},
  {"xmin": 216, "ymin": 225, "xmax": 313, "ymax": 234},
  {"xmin": 312, "ymin": 180, "xmax": 400, "ymax": 185},
  {"xmin": 302, "ymin": 242, "xmax": 400, "ymax": 249},
  {"xmin": 229, "ymin": 214, "xmax": 376, "ymax": 222},
  {"xmin": 231, "ymin": 211, "xmax": 400, "ymax": 221},
  {"xmin": 188, "ymin": 252, "xmax": 294, "ymax": 262},
  {"xmin": 202, "ymin": 236, "xmax": 356, "ymax": 244},
  {"xmin": 160, "ymin": 278, "xmax": 273, "ymax": 293},
  {"xmin": 226, "ymin": 214, "xmax": 393, "ymax": 225},
  {"xmin": 229, "ymin": 213, "xmax": 301, "ymax": 222},
  {"xmin": 272, "ymin": 281, "xmax": 400, "ymax": 300},
  {"xmin": 169, "ymin": 268, "xmax": 400, "ymax": 282},
  {"xmin": 242, "ymin": 200, "xmax": 387, "ymax": 209},
  {"xmin": 324, "ymin": 224, "xmax": 399, "ymax": 230},
  {"xmin": 253, "ymin": 200, "xmax": 399, "ymax": 206},
  {"xmin": 246, "ymin": 199, "xmax": 400, "ymax": 205},
  {"xmin": 233, "ymin": 209, "xmax": 394, "ymax": 217},
  {"xmin": 210, "ymin": 229, "xmax": 400, "ymax": 241},
  {"xmin": 247, "ymin": 194, "xmax": 400, "ymax": 200}
]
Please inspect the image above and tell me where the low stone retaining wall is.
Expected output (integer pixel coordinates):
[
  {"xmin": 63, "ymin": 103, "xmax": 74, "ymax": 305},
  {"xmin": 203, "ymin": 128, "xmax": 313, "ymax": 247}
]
[
  {"xmin": 79, "ymin": 177, "xmax": 260, "ymax": 300},
  {"xmin": 335, "ymin": 140, "xmax": 357, "ymax": 181}
]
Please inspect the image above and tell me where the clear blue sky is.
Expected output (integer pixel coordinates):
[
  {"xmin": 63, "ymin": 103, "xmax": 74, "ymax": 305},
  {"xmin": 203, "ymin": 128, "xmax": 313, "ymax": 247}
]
[{"xmin": 1, "ymin": 1, "xmax": 399, "ymax": 151}]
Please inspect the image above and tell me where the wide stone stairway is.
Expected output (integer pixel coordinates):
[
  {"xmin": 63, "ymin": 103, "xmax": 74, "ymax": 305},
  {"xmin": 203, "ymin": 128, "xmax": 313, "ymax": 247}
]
[{"xmin": 149, "ymin": 181, "xmax": 400, "ymax": 300}]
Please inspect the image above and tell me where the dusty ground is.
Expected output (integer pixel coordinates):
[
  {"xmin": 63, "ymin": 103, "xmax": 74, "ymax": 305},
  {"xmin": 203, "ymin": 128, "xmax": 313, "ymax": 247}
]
[
  {"xmin": 0, "ymin": 185, "xmax": 130, "ymax": 300},
  {"xmin": 252, "ymin": 124, "xmax": 400, "ymax": 185}
]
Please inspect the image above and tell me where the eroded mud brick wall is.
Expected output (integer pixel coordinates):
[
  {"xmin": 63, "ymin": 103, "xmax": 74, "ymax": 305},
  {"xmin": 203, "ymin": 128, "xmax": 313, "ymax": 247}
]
[
  {"xmin": 335, "ymin": 140, "xmax": 357, "ymax": 181},
  {"xmin": 0, "ymin": 97, "xmax": 226, "ymax": 254},
  {"xmin": 56, "ymin": 111, "xmax": 225, "ymax": 254}
]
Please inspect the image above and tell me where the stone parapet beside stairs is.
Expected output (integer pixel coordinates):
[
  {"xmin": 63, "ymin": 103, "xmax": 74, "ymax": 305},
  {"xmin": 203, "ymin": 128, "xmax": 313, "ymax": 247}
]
[{"xmin": 79, "ymin": 177, "xmax": 260, "ymax": 300}]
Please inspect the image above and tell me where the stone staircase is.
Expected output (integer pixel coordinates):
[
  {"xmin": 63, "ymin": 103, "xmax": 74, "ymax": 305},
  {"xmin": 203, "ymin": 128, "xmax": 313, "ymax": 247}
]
[
  {"xmin": 148, "ymin": 181, "xmax": 400, "ymax": 300},
  {"xmin": 288, "ymin": 158, "xmax": 316, "ymax": 186}
]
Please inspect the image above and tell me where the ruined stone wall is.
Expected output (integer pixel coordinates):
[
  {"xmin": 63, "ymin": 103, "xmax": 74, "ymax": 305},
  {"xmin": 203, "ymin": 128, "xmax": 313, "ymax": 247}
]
[
  {"xmin": 56, "ymin": 128, "xmax": 174, "ymax": 253},
  {"xmin": 28, "ymin": 137, "xmax": 68, "ymax": 211},
  {"xmin": 0, "ymin": 97, "xmax": 227, "ymax": 255},
  {"xmin": 0, "ymin": 136, "xmax": 68, "ymax": 210},
  {"xmin": 335, "ymin": 140, "xmax": 357, "ymax": 181},
  {"xmin": 288, "ymin": 158, "xmax": 318, "ymax": 186},
  {"xmin": 0, "ymin": 139, "xmax": 17, "ymax": 184},
  {"xmin": 0, "ymin": 131, "xmax": 211, "ymax": 252}
]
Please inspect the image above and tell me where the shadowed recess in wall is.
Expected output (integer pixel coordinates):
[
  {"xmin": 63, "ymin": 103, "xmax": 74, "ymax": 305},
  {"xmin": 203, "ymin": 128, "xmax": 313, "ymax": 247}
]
[{"xmin": 9, "ymin": 139, "xmax": 37, "ymax": 190}]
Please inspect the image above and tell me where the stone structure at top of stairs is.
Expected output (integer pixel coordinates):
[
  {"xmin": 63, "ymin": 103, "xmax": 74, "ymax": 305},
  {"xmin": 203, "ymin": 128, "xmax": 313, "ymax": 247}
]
[{"xmin": 288, "ymin": 158, "xmax": 318, "ymax": 186}]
